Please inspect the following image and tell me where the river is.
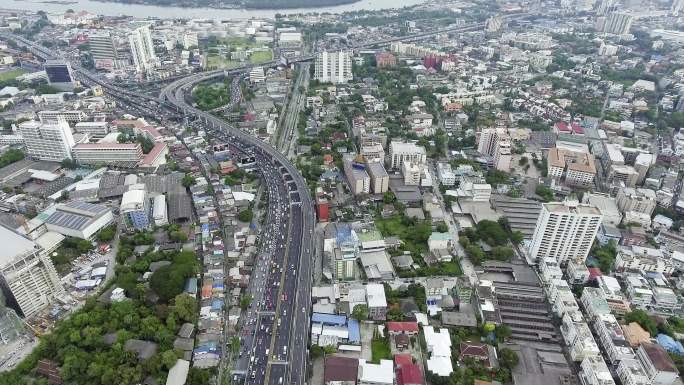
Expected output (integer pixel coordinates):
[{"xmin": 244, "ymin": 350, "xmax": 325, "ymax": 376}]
[{"xmin": 1, "ymin": 0, "xmax": 425, "ymax": 19}]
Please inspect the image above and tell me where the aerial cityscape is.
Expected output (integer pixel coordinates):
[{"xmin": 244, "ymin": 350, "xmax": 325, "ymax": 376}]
[{"xmin": 2, "ymin": 1, "xmax": 684, "ymax": 385}]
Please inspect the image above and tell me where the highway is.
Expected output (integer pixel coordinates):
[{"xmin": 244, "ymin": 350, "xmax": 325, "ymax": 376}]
[
  {"xmin": 162, "ymin": 68, "xmax": 315, "ymax": 385},
  {"xmin": 0, "ymin": 13, "xmax": 532, "ymax": 385}
]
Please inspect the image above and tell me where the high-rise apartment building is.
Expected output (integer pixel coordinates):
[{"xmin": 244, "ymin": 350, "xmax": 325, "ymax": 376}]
[
  {"xmin": 603, "ymin": 12, "xmax": 633, "ymax": 35},
  {"xmin": 596, "ymin": 0, "xmax": 616, "ymax": 15},
  {"xmin": 88, "ymin": 33, "xmax": 119, "ymax": 70},
  {"xmin": 529, "ymin": 200, "xmax": 602, "ymax": 264},
  {"xmin": 18, "ymin": 119, "xmax": 75, "ymax": 162},
  {"xmin": 477, "ymin": 128, "xmax": 511, "ymax": 172},
  {"xmin": 182, "ymin": 32, "xmax": 198, "ymax": 49},
  {"xmin": 673, "ymin": 0, "xmax": 684, "ymax": 16},
  {"xmin": 0, "ymin": 225, "xmax": 64, "ymax": 318},
  {"xmin": 43, "ymin": 59, "xmax": 74, "ymax": 91},
  {"xmin": 389, "ymin": 141, "xmax": 427, "ymax": 169},
  {"xmin": 129, "ymin": 25, "xmax": 157, "ymax": 74},
  {"xmin": 616, "ymin": 188, "xmax": 657, "ymax": 217},
  {"xmin": 314, "ymin": 50, "xmax": 353, "ymax": 84}
]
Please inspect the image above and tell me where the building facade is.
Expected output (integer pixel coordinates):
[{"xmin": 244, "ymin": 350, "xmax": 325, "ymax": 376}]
[
  {"xmin": 315, "ymin": 51, "xmax": 353, "ymax": 84},
  {"xmin": 529, "ymin": 200, "xmax": 602, "ymax": 264},
  {"xmin": 18, "ymin": 119, "xmax": 75, "ymax": 162}
]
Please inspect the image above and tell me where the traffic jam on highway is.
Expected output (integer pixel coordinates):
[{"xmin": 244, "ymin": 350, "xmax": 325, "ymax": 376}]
[{"xmin": 0, "ymin": 14, "xmax": 511, "ymax": 385}]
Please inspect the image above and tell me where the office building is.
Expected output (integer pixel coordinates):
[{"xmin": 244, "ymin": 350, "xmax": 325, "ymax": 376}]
[
  {"xmin": 38, "ymin": 110, "xmax": 87, "ymax": 124},
  {"xmin": 604, "ymin": 12, "xmax": 633, "ymax": 35},
  {"xmin": 529, "ymin": 200, "xmax": 602, "ymax": 264},
  {"xmin": 434, "ymin": 164, "xmax": 455, "ymax": 188},
  {"xmin": 610, "ymin": 165, "xmax": 640, "ymax": 188},
  {"xmin": 18, "ymin": 119, "xmax": 75, "ymax": 162},
  {"xmin": 617, "ymin": 188, "xmax": 656, "ymax": 217},
  {"xmin": 121, "ymin": 189, "xmax": 149, "ymax": 230},
  {"xmin": 129, "ymin": 25, "xmax": 158, "ymax": 74},
  {"xmin": 72, "ymin": 143, "xmax": 143, "ymax": 167},
  {"xmin": 314, "ymin": 51, "xmax": 353, "ymax": 84},
  {"xmin": 548, "ymin": 147, "xmax": 597, "ymax": 188},
  {"xmin": 343, "ymin": 155, "xmax": 370, "ymax": 195},
  {"xmin": 367, "ymin": 162, "xmax": 389, "ymax": 194},
  {"xmin": 402, "ymin": 162, "xmax": 423, "ymax": 186},
  {"xmin": 88, "ymin": 33, "xmax": 118, "ymax": 70},
  {"xmin": 389, "ymin": 141, "xmax": 426, "ymax": 169},
  {"xmin": 249, "ymin": 67, "xmax": 265, "ymax": 83},
  {"xmin": 74, "ymin": 121, "xmax": 109, "ymax": 139},
  {"xmin": 43, "ymin": 59, "xmax": 74, "ymax": 91},
  {"xmin": 0, "ymin": 225, "xmax": 64, "ymax": 318}
]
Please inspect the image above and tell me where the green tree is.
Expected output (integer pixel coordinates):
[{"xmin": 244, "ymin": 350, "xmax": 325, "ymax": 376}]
[
  {"xmin": 351, "ymin": 304, "xmax": 369, "ymax": 320},
  {"xmin": 382, "ymin": 191, "xmax": 396, "ymax": 204},
  {"xmin": 171, "ymin": 294, "xmax": 198, "ymax": 323},
  {"xmin": 625, "ymin": 309, "xmax": 658, "ymax": 336},
  {"xmin": 499, "ymin": 347, "xmax": 519, "ymax": 369},
  {"xmin": 240, "ymin": 295, "xmax": 252, "ymax": 310},
  {"xmin": 96, "ymin": 225, "xmax": 116, "ymax": 242},
  {"xmin": 238, "ymin": 209, "xmax": 253, "ymax": 223},
  {"xmin": 182, "ymin": 174, "xmax": 196, "ymax": 188},
  {"xmin": 535, "ymin": 185, "xmax": 554, "ymax": 202}
]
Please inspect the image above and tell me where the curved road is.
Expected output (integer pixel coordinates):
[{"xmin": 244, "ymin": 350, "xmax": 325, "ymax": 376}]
[{"xmin": 1, "ymin": 12, "xmax": 533, "ymax": 385}]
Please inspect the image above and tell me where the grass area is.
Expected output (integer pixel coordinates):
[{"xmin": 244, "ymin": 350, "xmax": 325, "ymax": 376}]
[
  {"xmin": 206, "ymin": 55, "xmax": 242, "ymax": 70},
  {"xmin": 214, "ymin": 37, "xmax": 258, "ymax": 48},
  {"xmin": 371, "ymin": 338, "xmax": 392, "ymax": 363},
  {"xmin": 250, "ymin": 50, "xmax": 273, "ymax": 64},
  {"xmin": 375, "ymin": 215, "xmax": 431, "ymax": 253},
  {"xmin": 0, "ymin": 68, "xmax": 26, "ymax": 82}
]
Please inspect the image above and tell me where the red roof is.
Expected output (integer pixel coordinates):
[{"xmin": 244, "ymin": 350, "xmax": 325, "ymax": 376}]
[
  {"xmin": 74, "ymin": 143, "xmax": 140, "ymax": 150},
  {"xmin": 140, "ymin": 143, "xmax": 167, "ymax": 165},
  {"xmin": 588, "ymin": 267, "xmax": 603, "ymax": 279},
  {"xmin": 140, "ymin": 125, "xmax": 162, "ymax": 139},
  {"xmin": 394, "ymin": 354, "xmax": 413, "ymax": 367},
  {"xmin": 396, "ymin": 364, "xmax": 424, "ymax": 385},
  {"xmin": 387, "ymin": 322, "xmax": 419, "ymax": 333},
  {"xmin": 555, "ymin": 122, "xmax": 570, "ymax": 132},
  {"xmin": 571, "ymin": 122, "xmax": 584, "ymax": 134}
]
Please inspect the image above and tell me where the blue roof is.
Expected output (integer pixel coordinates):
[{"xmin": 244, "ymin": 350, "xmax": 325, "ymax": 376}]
[
  {"xmin": 657, "ymin": 334, "xmax": 684, "ymax": 356},
  {"xmin": 311, "ymin": 312, "xmax": 347, "ymax": 326},
  {"xmin": 645, "ymin": 272, "xmax": 665, "ymax": 280},
  {"xmin": 336, "ymin": 224, "xmax": 354, "ymax": 246},
  {"xmin": 348, "ymin": 319, "xmax": 361, "ymax": 343},
  {"xmin": 211, "ymin": 300, "xmax": 224, "ymax": 310}
]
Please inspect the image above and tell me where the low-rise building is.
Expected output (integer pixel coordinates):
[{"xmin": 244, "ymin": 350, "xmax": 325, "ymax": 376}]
[
  {"xmin": 616, "ymin": 246, "xmax": 674, "ymax": 275},
  {"xmin": 593, "ymin": 313, "xmax": 635, "ymax": 364},
  {"xmin": 45, "ymin": 201, "xmax": 114, "ymax": 239},
  {"xmin": 579, "ymin": 355, "xmax": 616, "ymax": 385},
  {"xmin": 636, "ymin": 343, "xmax": 679, "ymax": 385},
  {"xmin": 561, "ymin": 311, "xmax": 600, "ymax": 362},
  {"xmin": 73, "ymin": 143, "xmax": 144, "ymax": 167},
  {"xmin": 358, "ymin": 359, "xmax": 393, "ymax": 385}
]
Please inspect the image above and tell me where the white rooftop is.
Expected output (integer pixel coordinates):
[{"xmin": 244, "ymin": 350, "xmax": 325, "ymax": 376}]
[{"xmin": 358, "ymin": 359, "xmax": 393, "ymax": 385}]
